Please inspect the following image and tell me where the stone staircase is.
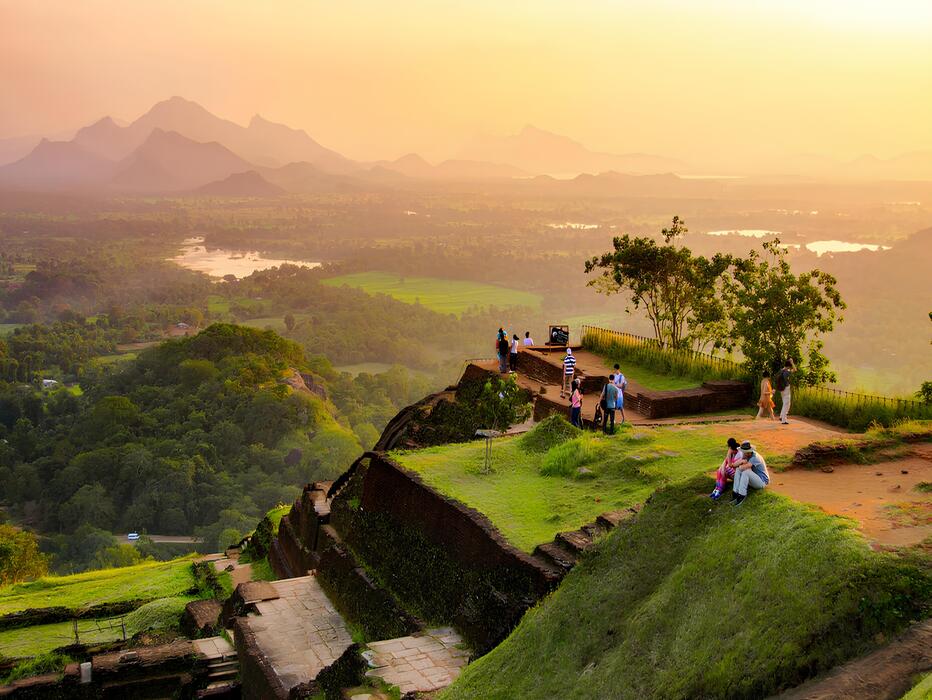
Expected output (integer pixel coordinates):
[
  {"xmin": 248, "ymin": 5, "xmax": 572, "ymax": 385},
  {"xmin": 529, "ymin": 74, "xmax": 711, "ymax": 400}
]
[
  {"xmin": 191, "ymin": 635, "xmax": 239, "ymax": 696},
  {"xmin": 532, "ymin": 507, "xmax": 640, "ymax": 573}
]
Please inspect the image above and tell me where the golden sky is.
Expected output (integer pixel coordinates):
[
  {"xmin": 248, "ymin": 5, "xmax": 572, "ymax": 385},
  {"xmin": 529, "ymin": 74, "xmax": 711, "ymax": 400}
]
[{"xmin": 3, "ymin": 0, "xmax": 932, "ymax": 165}]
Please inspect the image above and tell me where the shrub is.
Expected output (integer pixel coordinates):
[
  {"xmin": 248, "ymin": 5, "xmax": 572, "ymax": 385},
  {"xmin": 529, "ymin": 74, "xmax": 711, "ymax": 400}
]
[
  {"xmin": 519, "ymin": 415, "xmax": 581, "ymax": 453},
  {"xmin": 539, "ymin": 435, "xmax": 604, "ymax": 478}
]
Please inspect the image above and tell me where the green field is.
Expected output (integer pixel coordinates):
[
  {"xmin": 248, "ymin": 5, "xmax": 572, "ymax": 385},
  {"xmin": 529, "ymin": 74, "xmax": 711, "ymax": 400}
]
[
  {"xmin": 0, "ymin": 597, "xmax": 193, "ymax": 657},
  {"xmin": 0, "ymin": 324, "xmax": 24, "ymax": 337},
  {"xmin": 393, "ymin": 421, "xmax": 792, "ymax": 552},
  {"xmin": 0, "ymin": 557, "xmax": 197, "ymax": 616},
  {"xmin": 322, "ymin": 272, "xmax": 542, "ymax": 315},
  {"xmin": 593, "ymin": 357, "xmax": 700, "ymax": 391},
  {"xmin": 443, "ymin": 479, "xmax": 932, "ymax": 700}
]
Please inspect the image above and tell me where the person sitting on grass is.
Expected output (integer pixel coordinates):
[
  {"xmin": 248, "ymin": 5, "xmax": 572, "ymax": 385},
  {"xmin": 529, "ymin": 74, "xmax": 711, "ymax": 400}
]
[
  {"xmin": 731, "ymin": 440, "xmax": 769, "ymax": 507},
  {"xmin": 709, "ymin": 437, "xmax": 743, "ymax": 500}
]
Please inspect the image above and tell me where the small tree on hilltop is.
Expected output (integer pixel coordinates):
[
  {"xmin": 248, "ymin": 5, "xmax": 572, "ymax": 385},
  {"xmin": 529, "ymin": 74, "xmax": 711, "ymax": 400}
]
[
  {"xmin": 476, "ymin": 375, "xmax": 532, "ymax": 434},
  {"xmin": 726, "ymin": 240, "xmax": 845, "ymax": 385},
  {"xmin": 584, "ymin": 216, "xmax": 733, "ymax": 350}
]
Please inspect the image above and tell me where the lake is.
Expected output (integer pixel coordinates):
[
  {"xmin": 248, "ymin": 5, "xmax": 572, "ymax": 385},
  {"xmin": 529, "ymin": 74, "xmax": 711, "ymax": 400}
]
[
  {"xmin": 805, "ymin": 240, "xmax": 891, "ymax": 256},
  {"xmin": 170, "ymin": 238, "xmax": 321, "ymax": 279}
]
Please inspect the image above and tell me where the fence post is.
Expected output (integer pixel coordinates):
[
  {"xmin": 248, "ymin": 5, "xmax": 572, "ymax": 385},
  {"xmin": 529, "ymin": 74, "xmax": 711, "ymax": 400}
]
[{"xmin": 73, "ymin": 618, "xmax": 79, "ymax": 645}]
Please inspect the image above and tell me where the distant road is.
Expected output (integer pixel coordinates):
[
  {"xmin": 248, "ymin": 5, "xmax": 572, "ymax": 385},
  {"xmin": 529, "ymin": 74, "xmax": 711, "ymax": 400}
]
[{"xmin": 114, "ymin": 533, "xmax": 203, "ymax": 544}]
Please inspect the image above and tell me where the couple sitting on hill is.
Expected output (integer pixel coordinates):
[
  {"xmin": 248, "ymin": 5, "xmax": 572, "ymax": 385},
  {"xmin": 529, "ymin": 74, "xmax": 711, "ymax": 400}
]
[{"xmin": 710, "ymin": 437, "xmax": 770, "ymax": 506}]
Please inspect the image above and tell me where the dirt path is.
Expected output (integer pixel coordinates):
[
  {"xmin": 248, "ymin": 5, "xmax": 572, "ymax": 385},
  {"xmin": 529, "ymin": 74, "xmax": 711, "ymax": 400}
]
[
  {"xmin": 770, "ymin": 451, "xmax": 932, "ymax": 547},
  {"xmin": 709, "ymin": 417, "xmax": 848, "ymax": 455}
]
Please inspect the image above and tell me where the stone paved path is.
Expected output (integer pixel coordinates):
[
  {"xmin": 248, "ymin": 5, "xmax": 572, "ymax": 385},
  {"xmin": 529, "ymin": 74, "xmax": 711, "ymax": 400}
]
[
  {"xmin": 365, "ymin": 628, "xmax": 468, "ymax": 693},
  {"xmin": 240, "ymin": 575, "xmax": 353, "ymax": 691},
  {"xmin": 191, "ymin": 635, "xmax": 236, "ymax": 661}
]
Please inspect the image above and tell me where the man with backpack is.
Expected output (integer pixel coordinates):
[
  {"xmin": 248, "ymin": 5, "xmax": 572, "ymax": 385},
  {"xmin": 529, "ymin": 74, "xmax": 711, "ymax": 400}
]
[
  {"xmin": 497, "ymin": 329, "xmax": 510, "ymax": 373},
  {"xmin": 600, "ymin": 375, "xmax": 620, "ymax": 434},
  {"xmin": 775, "ymin": 359, "xmax": 796, "ymax": 425}
]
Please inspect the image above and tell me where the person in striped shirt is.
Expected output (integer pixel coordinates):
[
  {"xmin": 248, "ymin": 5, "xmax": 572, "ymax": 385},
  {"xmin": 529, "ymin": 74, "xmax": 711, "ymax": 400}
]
[{"xmin": 561, "ymin": 348, "xmax": 577, "ymax": 397}]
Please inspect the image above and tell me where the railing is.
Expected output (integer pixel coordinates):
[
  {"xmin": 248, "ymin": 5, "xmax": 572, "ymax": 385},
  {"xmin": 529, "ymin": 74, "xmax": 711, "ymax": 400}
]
[
  {"xmin": 581, "ymin": 325, "xmax": 751, "ymax": 384},
  {"xmin": 580, "ymin": 325, "xmax": 932, "ymax": 429}
]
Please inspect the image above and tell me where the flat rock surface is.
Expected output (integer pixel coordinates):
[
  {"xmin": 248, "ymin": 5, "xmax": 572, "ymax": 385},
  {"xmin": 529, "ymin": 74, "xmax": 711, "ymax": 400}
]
[
  {"xmin": 239, "ymin": 576, "xmax": 352, "ymax": 692},
  {"xmin": 238, "ymin": 580, "xmax": 280, "ymax": 604},
  {"xmin": 365, "ymin": 627, "xmax": 468, "ymax": 694}
]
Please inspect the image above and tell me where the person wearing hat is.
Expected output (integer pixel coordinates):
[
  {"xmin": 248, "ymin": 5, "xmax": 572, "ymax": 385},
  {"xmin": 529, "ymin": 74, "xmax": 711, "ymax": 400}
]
[{"xmin": 732, "ymin": 440, "xmax": 769, "ymax": 506}]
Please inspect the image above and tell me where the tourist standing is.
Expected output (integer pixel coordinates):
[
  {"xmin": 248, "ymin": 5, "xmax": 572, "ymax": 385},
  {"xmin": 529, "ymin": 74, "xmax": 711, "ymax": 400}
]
[
  {"xmin": 731, "ymin": 441, "xmax": 769, "ymax": 506},
  {"xmin": 756, "ymin": 372, "xmax": 776, "ymax": 420},
  {"xmin": 523, "ymin": 331, "xmax": 534, "ymax": 346},
  {"xmin": 497, "ymin": 329, "xmax": 509, "ymax": 374},
  {"xmin": 561, "ymin": 348, "xmax": 576, "ymax": 398},
  {"xmin": 776, "ymin": 359, "xmax": 796, "ymax": 425},
  {"xmin": 510, "ymin": 334, "xmax": 519, "ymax": 372},
  {"xmin": 600, "ymin": 375, "xmax": 619, "ymax": 434},
  {"xmin": 612, "ymin": 364, "xmax": 628, "ymax": 424},
  {"xmin": 569, "ymin": 379, "xmax": 583, "ymax": 428}
]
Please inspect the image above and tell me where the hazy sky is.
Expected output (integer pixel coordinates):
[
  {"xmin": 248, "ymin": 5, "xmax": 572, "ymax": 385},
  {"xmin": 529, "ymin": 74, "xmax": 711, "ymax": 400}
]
[{"xmin": 3, "ymin": 0, "xmax": 932, "ymax": 164}]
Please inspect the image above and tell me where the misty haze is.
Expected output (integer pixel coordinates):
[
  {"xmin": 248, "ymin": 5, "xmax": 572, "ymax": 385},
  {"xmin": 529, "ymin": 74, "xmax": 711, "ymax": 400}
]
[{"xmin": 0, "ymin": 2, "xmax": 930, "ymax": 699}]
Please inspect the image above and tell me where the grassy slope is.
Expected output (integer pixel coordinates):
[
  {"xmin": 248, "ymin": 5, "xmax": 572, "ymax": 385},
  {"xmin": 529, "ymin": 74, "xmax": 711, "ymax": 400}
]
[
  {"xmin": 393, "ymin": 424, "xmax": 792, "ymax": 552},
  {"xmin": 444, "ymin": 479, "xmax": 932, "ymax": 700},
  {"xmin": 0, "ymin": 596, "xmax": 194, "ymax": 657},
  {"xmin": 321, "ymin": 271, "xmax": 542, "ymax": 315},
  {"xmin": 0, "ymin": 557, "xmax": 197, "ymax": 615}
]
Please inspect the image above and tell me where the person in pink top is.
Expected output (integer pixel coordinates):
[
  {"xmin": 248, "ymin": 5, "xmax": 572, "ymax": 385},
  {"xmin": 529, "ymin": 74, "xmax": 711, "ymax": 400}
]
[
  {"xmin": 709, "ymin": 437, "xmax": 743, "ymax": 500},
  {"xmin": 569, "ymin": 379, "xmax": 583, "ymax": 427}
]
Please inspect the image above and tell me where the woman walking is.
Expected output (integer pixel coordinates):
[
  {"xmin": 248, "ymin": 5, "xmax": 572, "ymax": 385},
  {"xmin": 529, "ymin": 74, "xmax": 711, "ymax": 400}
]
[
  {"xmin": 509, "ymin": 334, "xmax": 520, "ymax": 372},
  {"xmin": 569, "ymin": 379, "xmax": 583, "ymax": 428},
  {"xmin": 756, "ymin": 371, "xmax": 776, "ymax": 420}
]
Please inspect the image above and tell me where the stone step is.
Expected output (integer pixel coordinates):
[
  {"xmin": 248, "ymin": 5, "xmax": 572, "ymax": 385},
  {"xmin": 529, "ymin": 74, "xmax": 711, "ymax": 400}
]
[
  {"xmin": 207, "ymin": 660, "xmax": 238, "ymax": 671},
  {"xmin": 580, "ymin": 522, "xmax": 608, "ymax": 540},
  {"xmin": 555, "ymin": 530, "xmax": 593, "ymax": 556},
  {"xmin": 533, "ymin": 541, "xmax": 577, "ymax": 571},
  {"xmin": 206, "ymin": 669, "xmax": 238, "ymax": 681},
  {"xmin": 597, "ymin": 509, "xmax": 635, "ymax": 531}
]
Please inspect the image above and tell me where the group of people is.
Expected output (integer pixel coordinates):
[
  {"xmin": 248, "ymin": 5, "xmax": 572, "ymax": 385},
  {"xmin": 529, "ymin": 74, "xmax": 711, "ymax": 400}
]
[
  {"xmin": 564, "ymin": 351, "xmax": 627, "ymax": 434},
  {"xmin": 756, "ymin": 359, "xmax": 796, "ymax": 424},
  {"xmin": 495, "ymin": 328, "xmax": 534, "ymax": 374},
  {"xmin": 710, "ymin": 437, "xmax": 770, "ymax": 506}
]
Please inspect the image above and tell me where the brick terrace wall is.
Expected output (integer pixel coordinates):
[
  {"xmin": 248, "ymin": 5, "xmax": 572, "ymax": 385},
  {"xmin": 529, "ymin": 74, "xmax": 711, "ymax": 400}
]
[
  {"xmin": 233, "ymin": 617, "xmax": 288, "ymax": 700},
  {"xmin": 272, "ymin": 483, "xmax": 329, "ymax": 578},
  {"xmin": 626, "ymin": 380, "xmax": 751, "ymax": 419},
  {"xmin": 327, "ymin": 454, "xmax": 560, "ymax": 653},
  {"xmin": 358, "ymin": 454, "xmax": 554, "ymax": 593}
]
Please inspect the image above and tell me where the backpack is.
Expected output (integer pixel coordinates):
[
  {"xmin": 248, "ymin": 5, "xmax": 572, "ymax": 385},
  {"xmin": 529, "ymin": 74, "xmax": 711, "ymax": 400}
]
[{"xmin": 775, "ymin": 370, "xmax": 788, "ymax": 391}]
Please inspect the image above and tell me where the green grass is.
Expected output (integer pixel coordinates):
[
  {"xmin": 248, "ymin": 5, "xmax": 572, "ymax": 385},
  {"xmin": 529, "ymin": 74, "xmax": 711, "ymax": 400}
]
[
  {"xmin": 0, "ymin": 597, "xmax": 194, "ymax": 657},
  {"xmin": 93, "ymin": 352, "xmax": 137, "ymax": 366},
  {"xmin": 608, "ymin": 358, "xmax": 700, "ymax": 391},
  {"xmin": 322, "ymin": 272, "xmax": 542, "ymax": 315},
  {"xmin": 392, "ymin": 422, "xmax": 792, "ymax": 552},
  {"xmin": 1, "ymin": 652, "xmax": 71, "ymax": 683},
  {"xmin": 902, "ymin": 673, "xmax": 932, "ymax": 700},
  {"xmin": 0, "ymin": 556, "xmax": 197, "ymax": 616},
  {"xmin": 442, "ymin": 478, "xmax": 932, "ymax": 700}
]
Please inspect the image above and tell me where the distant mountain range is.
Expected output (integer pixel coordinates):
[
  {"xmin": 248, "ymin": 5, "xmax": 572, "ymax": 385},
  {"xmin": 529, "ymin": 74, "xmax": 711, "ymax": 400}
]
[{"xmin": 2, "ymin": 97, "xmax": 930, "ymax": 193}]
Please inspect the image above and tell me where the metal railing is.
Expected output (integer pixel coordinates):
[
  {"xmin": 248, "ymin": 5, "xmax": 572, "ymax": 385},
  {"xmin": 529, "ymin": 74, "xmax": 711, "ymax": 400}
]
[{"xmin": 580, "ymin": 325, "xmax": 932, "ymax": 428}]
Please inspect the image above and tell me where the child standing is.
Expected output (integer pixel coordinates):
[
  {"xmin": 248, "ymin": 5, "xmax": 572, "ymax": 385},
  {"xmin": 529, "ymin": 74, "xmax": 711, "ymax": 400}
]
[{"xmin": 569, "ymin": 379, "xmax": 583, "ymax": 427}]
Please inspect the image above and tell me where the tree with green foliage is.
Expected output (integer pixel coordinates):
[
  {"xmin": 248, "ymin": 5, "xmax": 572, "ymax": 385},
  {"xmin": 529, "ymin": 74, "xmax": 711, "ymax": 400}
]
[
  {"xmin": 584, "ymin": 217, "xmax": 733, "ymax": 349},
  {"xmin": 476, "ymin": 375, "xmax": 532, "ymax": 433},
  {"xmin": 0, "ymin": 524, "xmax": 48, "ymax": 584},
  {"xmin": 725, "ymin": 240, "xmax": 846, "ymax": 385}
]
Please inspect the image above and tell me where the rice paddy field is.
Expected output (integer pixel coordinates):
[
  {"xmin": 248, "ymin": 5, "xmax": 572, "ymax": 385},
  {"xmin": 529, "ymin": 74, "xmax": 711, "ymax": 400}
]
[{"xmin": 321, "ymin": 272, "xmax": 542, "ymax": 315}]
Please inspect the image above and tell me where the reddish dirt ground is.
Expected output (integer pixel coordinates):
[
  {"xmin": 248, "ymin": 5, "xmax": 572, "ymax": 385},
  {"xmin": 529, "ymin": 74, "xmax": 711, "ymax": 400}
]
[{"xmin": 770, "ymin": 452, "xmax": 932, "ymax": 547}]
